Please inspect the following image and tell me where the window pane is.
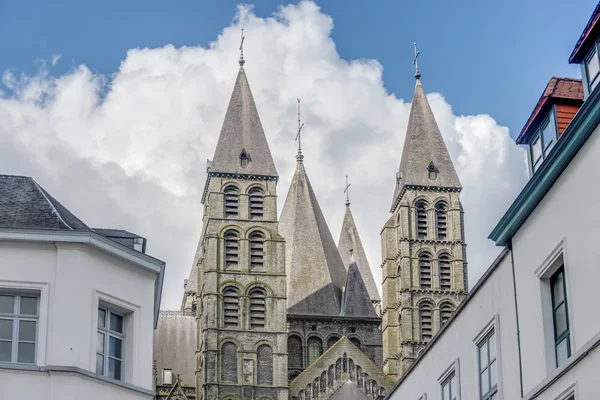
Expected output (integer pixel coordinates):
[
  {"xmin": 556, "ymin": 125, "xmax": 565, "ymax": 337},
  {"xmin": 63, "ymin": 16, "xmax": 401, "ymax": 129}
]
[
  {"xmin": 489, "ymin": 332, "xmax": 496, "ymax": 361},
  {"xmin": 551, "ymin": 272, "xmax": 565, "ymax": 305},
  {"xmin": 556, "ymin": 338, "xmax": 569, "ymax": 366},
  {"xmin": 481, "ymin": 369, "xmax": 489, "ymax": 394},
  {"xmin": 17, "ymin": 342, "xmax": 35, "ymax": 363},
  {"xmin": 0, "ymin": 340, "xmax": 11, "ymax": 362},
  {"xmin": 96, "ymin": 354, "xmax": 104, "ymax": 374},
  {"xmin": 450, "ymin": 375, "xmax": 456, "ymax": 399},
  {"xmin": 531, "ymin": 135, "xmax": 542, "ymax": 163},
  {"xmin": 0, "ymin": 319, "xmax": 13, "ymax": 340},
  {"xmin": 109, "ymin": 358, "xmax": 122, "ymax": 380},
  {"xmin": 97, "ymin": 332, "xmax": 105, "ymax": 354},
  {"xmin": 98, "ymin": 309, "xmax": 106, "ymax": 329},
  {"xmin": 163, "ymin": 369, "xmax": 173, "ymax": 385},
  {"xmin": 490, "ymin": 359, "xmax": 498, "ymax": 388},
  {"xmin": 20, "ymin": 297, "xmax": 37, "ymax": 315},
  {"xmin": 587, "ymin": 48, "xmax": 600, "ymax": 81},
  {"xmin": 443, "ymin": 381, "xmax": 450, "ymax": 400},
  {"xmin": 554, "ymin": 303, "xmax": 568, "ymax": 336},
  {"xmin": 18, "ymin": 320, "xmax": 36, "ymax": 341},
  {"xmin": 0, "ymin": 295, "xmax": 14, "ymax": 314},
  {"xmin": 479, "ymin": 343, "xmax": 488, "ymax": 370},
  {"xmin": 542, "ymin": 116, "xmax": 555, "ymax": 151},
  {"xmin": 109, "ymin": 336, "xmax": 122, "ymax": 359},
  {"xmin": 110, "ymin": 313, "xmax": 123, "ymax": 333}
]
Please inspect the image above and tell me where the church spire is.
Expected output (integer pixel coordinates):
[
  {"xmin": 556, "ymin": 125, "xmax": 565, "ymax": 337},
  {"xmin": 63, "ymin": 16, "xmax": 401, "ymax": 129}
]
[{"xmin": 390, "ymin": 47, "xmax": 461, "ymax": 212}]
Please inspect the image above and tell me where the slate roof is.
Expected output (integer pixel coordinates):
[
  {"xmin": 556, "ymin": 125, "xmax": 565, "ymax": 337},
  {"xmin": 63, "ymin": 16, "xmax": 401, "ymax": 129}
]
[
  {"xmin": 342, "ymin": 260, "xmax": 378, "ymax": 318},
  {"xmin": 279, "ymin": 160, "xmax": 347, "ymax": 316},
  {"xmin": 569, "ymin": 1, "xmax": 600, "ymax": 63},
  {"xmin": 337, "ymin": 205, "xmax": 380, "ymax": 303},
  {"xmin": 208, "ymin": 66, "xmax": 278, "ymax": 177},
  {"xmin": 391, "ymin": 79, "xmax": 461, "ymax": 212},
  {"xmin": 93, "ymin": 228, "xmax": 140, "ymax": 238},
  {"xmin": 153, "ymin": 311, "xmax": 196, "ymax": 388},
  {"xmin": 329, "ymin": 380, "xmax": 371, "ymax": 400},
  {"xmin": 0, "ymin": 175, "xmax": 90, "ymax": 230}
]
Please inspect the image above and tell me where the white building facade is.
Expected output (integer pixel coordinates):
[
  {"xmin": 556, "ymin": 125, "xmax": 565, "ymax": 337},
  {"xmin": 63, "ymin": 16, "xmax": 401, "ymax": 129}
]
[
  {"xmin": 386, "ymin": 3, "xmax": 600, "ymax": 400},
  {"xmin": 0, "ymin": 176, "xmax": 165, "ymax": 399}
]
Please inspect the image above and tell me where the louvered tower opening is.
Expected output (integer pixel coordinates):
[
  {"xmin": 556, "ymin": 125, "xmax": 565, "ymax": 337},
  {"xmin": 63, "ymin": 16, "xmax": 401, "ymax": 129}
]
[
  {"xmin": 249, "ymin": 287, "xmax": 266, "ymax": 329},
  {"xmin": 249, "ymin": 231, "xmax": 265, "ymax": 270},
  {"xmin": 419, "ymin": 253, "xmax": 432, "ymax": 289},
  {"xmin": 441, "ymin": 302, "xmax": 454, "ymax": 326},
  {"xmin": 249, "ymin": 187, "xmax": 264, "ymax": 219},
  {"xmin": 223, "ymin": 287, "xmax": 240, "ymax": 327},
  {"xmin": 224, "ymin": 185, "xmax": 239, "ymax": 217},
  {"xmin": 224, "ymin": 230, "xmax": 239, "ymax": 269},
  {"xmin": 420, "ymin": 303, "xmax": 433, "ymax": 342},
  {"xmin": 439, "ymin": 253, "xmax": 451, "ymax": 290},
  {"xmin": 436, "ymin": 202, "xmax": 447, "ymax": 240},
  {"xmin": 416, "ymin": 200, "xmax": 428, "ymax": 239}
]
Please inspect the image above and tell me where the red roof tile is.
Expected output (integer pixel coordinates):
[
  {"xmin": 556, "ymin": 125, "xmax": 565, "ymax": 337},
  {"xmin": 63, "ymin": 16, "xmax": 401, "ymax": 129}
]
[{"xmin": 570, "ymin": 2, "xmax": 600, "ymax": 63}]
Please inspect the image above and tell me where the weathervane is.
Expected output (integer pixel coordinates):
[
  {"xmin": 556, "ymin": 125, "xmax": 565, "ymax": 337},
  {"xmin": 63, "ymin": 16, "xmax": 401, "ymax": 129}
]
[
  {"xmin": 295, "ymin": 98, "xmax": 305, "ymax": 161},
  {"xmin": 239, "ymin": 27, "xmax": 245, "ymax": 66},
  {"xmin": 413, "ymin": 42, "xmax": 421, "ymax": 79},
  {"xmin": 344, "ymin": 174, "xmax": 351, "ymax": 206}
]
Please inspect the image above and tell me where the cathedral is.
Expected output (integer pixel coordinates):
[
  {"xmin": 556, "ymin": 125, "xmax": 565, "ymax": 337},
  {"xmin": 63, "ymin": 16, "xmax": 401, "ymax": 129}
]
[{"xmin": 153, "ymin": 47, "xmax": 467, "ymax": 400}]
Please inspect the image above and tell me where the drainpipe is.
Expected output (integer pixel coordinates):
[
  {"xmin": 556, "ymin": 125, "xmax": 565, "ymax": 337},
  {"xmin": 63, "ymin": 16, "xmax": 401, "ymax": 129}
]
[{"xmin": 509, "ymin": 241, "xmax": 524, "ymax": 398}]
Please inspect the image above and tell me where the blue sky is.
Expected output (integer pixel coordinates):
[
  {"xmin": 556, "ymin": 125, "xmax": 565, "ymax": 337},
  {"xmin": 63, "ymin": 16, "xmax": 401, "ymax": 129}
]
[{"xmin": 0, "ymin": 0, "xmax": 596, "ymax": 138}]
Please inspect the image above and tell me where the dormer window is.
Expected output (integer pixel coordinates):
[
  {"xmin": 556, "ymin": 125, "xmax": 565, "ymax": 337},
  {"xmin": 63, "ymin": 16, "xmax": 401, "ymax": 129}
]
[
  {"xmin": 427, "ymin": 162, "xmax": 438, "ymax": 180},
  {"xmin": 529, "ymin": 111, "xmax": 557, "ymax": 174},
  {"xmin": 240, "ymin": 149, "xmax": 250, "ymax": 168},
  {"xmin": 585, "ymin": 44, "xmax": 600, "ymax": 93}
]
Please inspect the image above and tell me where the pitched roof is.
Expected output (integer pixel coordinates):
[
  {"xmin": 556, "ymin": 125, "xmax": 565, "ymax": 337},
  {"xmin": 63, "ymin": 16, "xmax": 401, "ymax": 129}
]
[
  {"xmin": 153, "ymin": 311, "xmax": 196, "ymax": 388},
  {"xmin": 569, "ymin": 1, "xmax": 600, "ymax": 63},
  {"xmin": 342, "ymin": 261, "xmax": 378, "ymax": 318},
  {"xmin": 391, "ymin": 79, "xmax": 461, "ymax": 212},
  {"xmin": 207, "ymin": 66, "xmax": 277, "ymax": 177},
  {"xmin": 329, "ymin": 380, "xmax": 371, "ymax": 400},
  {"xmin": 0, "ymin": 175, "xmax": 90, "ymax": 230},
  {"xmin": 279, "ymin": 160, "xmax": 347, "ymax": 316},
  {"xmin": 338, "ymin": 205, "xmax": 380, "ymax": 303},
  {"xmin": 516, "ymin": 77, "xmax": 583, "ymax": 144}
]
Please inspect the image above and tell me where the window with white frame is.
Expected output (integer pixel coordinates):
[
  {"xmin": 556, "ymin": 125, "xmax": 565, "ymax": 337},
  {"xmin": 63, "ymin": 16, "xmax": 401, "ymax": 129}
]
[
  {"xmin": 529, "ymin": 111, "xmax": 557, "ymax": 174},
  {"xmin": 96, "ymin": 307, "xmax": 124, "ymax": 380},
  {"xmin": 551, "ymin": 267, "xmax": 570, "ymax": 367},
  {"xmin": 0, "ymin": 293, "xmax": 39, "ymax": 364},
  {"xmin": 477, "ymin": 329, "xmax": 498, "ymax": 400},
  {"xmin": 441, "ymin": 370, "xmax": 457, "ymax": 400},
  {"xmin": 162, "ymin": 368, "xmax": 173, "ymax": 385},
  {"xmin": 585, "ymin": 43, "xmax": 600, "ymax": 92}
]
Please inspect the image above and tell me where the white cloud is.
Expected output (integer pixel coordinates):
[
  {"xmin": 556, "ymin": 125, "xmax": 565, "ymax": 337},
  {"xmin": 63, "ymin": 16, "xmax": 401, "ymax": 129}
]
[{"xmin": 0, "ymin": 1, "xmax": 527, "ymax": 309}]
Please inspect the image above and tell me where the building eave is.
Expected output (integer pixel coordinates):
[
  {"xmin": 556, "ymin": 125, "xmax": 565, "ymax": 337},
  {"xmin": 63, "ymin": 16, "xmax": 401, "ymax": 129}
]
[
  {"xmin": 569, "ymin": 2, "xmax": 600, "ymax": 63},
  {"xmin": 489, "ymin": 82, "xmax": 600, "ymax": 246},
  {"xmin": 0, "ymin": 227, "xmax": 165, "ymax": 328}
]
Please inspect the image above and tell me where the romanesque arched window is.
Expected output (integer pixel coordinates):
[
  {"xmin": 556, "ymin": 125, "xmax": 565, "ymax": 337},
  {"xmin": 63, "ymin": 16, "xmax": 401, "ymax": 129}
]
[
  {"xmin": 256, "ymin": 344, "xmax": 273, "ymax": 385},
  {"xmin": 327, "ymin": 336, "xmax": 340, "ymax": 349},
  {"xmin": 288, "ymin": 335, "xmax": 303, "ymax": 369},
  {"xmin": 249, "ymin": 287, "xmax": 266, "ymax": 329},
  {"xmin": 224, "ymin": 185, "xmax": 239, "ymax": 217},
  {"xmin": 439, "ymin": 253, "xmax": 451, "ymax": 290},
  {"xmin": 249, "ymin": 231, "xmax": 265, "ymax": 270},
  {"xmin": 221, "ymin": 342, "xmax": 238, "ymax": 383},
  {"xmin": 249, "ymin": 187, "xmax": 265, "ymax": 219},
  {"xmin": 419, "ymin": 253, "xmax": 432, "ymax": 289},
  {"xmin": 436, "ymin": 202, "xmax": 448, "ymax": 240},
  {"xmin": 350, "ymin": 337, "xmax": 361, "ymax": 349},
  {"xmin": 307, "ymin": 337, "xmax": 323, "ymax": 366},
  {"xmin": 222, "ymin": 286, "xmax": 240, "ymax": 327},
  {"xmin": 224, "ymin": 230, "xmax": 239, "ymax": 269},
  {"xmin": 419, "ymin": 302, "xmax": 433, "ymax": 342},
  {"xmin": 415, "ymin": 200, "xmax": 428, "ymax": 240},
  {"xmin": 440, "ymin": 301, "xmax": 454, "ymax": 326}
]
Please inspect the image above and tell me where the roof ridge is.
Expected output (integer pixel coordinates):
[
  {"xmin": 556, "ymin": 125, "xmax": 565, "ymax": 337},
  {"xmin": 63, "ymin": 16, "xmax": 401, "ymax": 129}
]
[{"xmin": 31, "ymin": 179, "xmax": 73, "ymax": 230}]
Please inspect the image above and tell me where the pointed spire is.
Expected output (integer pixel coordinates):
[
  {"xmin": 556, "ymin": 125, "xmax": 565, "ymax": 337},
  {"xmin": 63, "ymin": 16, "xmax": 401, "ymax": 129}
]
[
  {"xmin": 280, "ymin": 162, "xmax": 347, "ymax": 316},
  {"xmin": 207, "ymin": 64, "xmax": 277, "ymax": 177},
  {"xmin": 338, "ymin": 205, "xmax": 381, "ymax": 304},
  {"xmin": 390, "ymin": 63, "xmax": 461, "ymax": 212},
  {"xmin": 341, "ymin": 258, "xmax": 378, "ymax": 318}
]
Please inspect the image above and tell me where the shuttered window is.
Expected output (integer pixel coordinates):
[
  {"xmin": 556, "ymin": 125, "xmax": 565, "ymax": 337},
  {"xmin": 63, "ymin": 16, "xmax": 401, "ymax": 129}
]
[
  {"xmin": 436, "ymin": 202, "xmax": 448, "ymax": 240},
  {"xmin": 416, "ymin": 200, "xmax": 428, "ymax": 239},
  {"xmin": 224, "ymin": 185, "xmax": 239, "ymax": 217},
  {"xmin": 222, "ymin": 287, "xmax": 239, "ymax": 327},
  {"xmin": 439, "ymin": 253, "xmax": 451, "ymax": 290},
  {"xmin": 249, "ymin": 231, "xmax": 265, "ymax": 270},
  {"xmin": 249, "ymin": 187, "xmax": 264, "ymax": 219},
  {"xmin": 419, "ymin": 302, "xmax": 433, "ymax": 342},
  {"xmin": 419, "ymin": 253, "xmax": 432, "ymax": 289},
  {"xmin": 440, "ymin": 302, "xmax": 454, "ymax": 326},
  {"xmin": 224, "ymin": 230, "xmax": 239, "ymax": 269},
  {"xmin": 249, "ymin": 288, "xmax": 266, "ymax": 329}
]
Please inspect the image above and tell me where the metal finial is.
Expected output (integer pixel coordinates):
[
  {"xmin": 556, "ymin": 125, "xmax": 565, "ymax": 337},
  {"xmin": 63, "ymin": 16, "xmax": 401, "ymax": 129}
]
[
  {"xmin": 239, "ymin": 27, "xmax": 245, "ymax": 66},
  {"xmin": 344, "ymin": 174, "xmax": 351, "ymax": 206},
  {"xmin": 413, "ymin": 42, "xmax": 421, "ymax": 79},
  {"xmin": 295, "ymin": 98, "xmax": 304, "ymax": 162}
]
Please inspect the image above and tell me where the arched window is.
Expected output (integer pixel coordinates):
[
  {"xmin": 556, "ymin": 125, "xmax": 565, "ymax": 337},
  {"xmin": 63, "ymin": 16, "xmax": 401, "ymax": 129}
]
[
  {"xmin": 436, "ymin": 202, "xmax": 448, "ymax": 240},
  {"xmin": 222, "ymin": 287, "xmax": 240, "ymax": 327},
  {"xmin": 249, "ymin": 187, "xmax": 264, "ymax": 219},
  {"xmin": 419, "ymin": 302, "xmax": 433, "ymax": 342},
  {"xmin": 327, "ymin": 336, "xmax": 340, "ymax": 349},
  {"xmin": 320, "ymin": 371, "xmax": 326, "ymax": 393},
  {"xmin": 307, "ymin": 337, "xmax": 323, "ymax": 366},
  {"xmin": 288, "ymin": 335, "xmax": 303, "ymax": 369},
  {"xmin": 439, "ymin": 253, "xmax": 451, "ymax": 290},
  {"xmin": 249, "ymin": 287, "xmax": 266, "ymax": 329},
  {"xmin": 224, "ymin": 230, "xmax": 239, "ymax": 269},
  {"xmin": 415, "ymin": 200, "xmax": 428, "ymax": 240},
  {"xmin": 350, "ymin": 338, "xmax": 361, "ymax": 349},
  {"xmin": 224, "ymin": 185, "xmax": 239, "ymax": 217},
  {"xmin": 419, "ymin": 253, "xmax": 432, "ymax": 289},
  {"xmin": 221, "ymin": 342, "xmax": 238, "ymax": 382},
  {"xmin": 249, "ymin": 231, "xmax": 265, "ymax": 270},
  {"xmin": 440, "ymin": 302, "xmax": 454, "ymax": 326},
  {"xmin": 256, "ymin": 344, "xmax": 273, "ymax": 385}
]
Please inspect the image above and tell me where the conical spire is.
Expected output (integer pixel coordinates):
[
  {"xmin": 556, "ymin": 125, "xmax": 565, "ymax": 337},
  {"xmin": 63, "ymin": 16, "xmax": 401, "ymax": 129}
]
[
  {"xmin": 338, "ymin": 205, "xmax": 381, "ymax": 304},
  {"xmin": 391, "ymin": 78, "xmax": 461, "ymax": 212},
  {"xmin": 279, "ymin": 161, "xmax": 347, "ymax": 316},
  {"xmin": 207, "ymin": 66, "xmax": 277, "ymax": 177},
  {"xmin": 341, "ymin": 258, "xmax": 378, "ymax": 318}
]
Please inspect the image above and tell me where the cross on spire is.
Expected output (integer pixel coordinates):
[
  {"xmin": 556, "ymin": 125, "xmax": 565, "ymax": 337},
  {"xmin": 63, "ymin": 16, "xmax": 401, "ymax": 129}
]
[
  {"xmin": 413, "ymin": 42, "xmax": 421, "ymax": 79},
  {"xmin": 239, "ymin": 27, "xmax": 245, "ymax": 66},
  {"xmin": 344, "ymin": 174, "xmax": 351, "ymax": 206},
  {"xmin": 295, "ymin": 98, "xmax": 305, "ymax": 162}
]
